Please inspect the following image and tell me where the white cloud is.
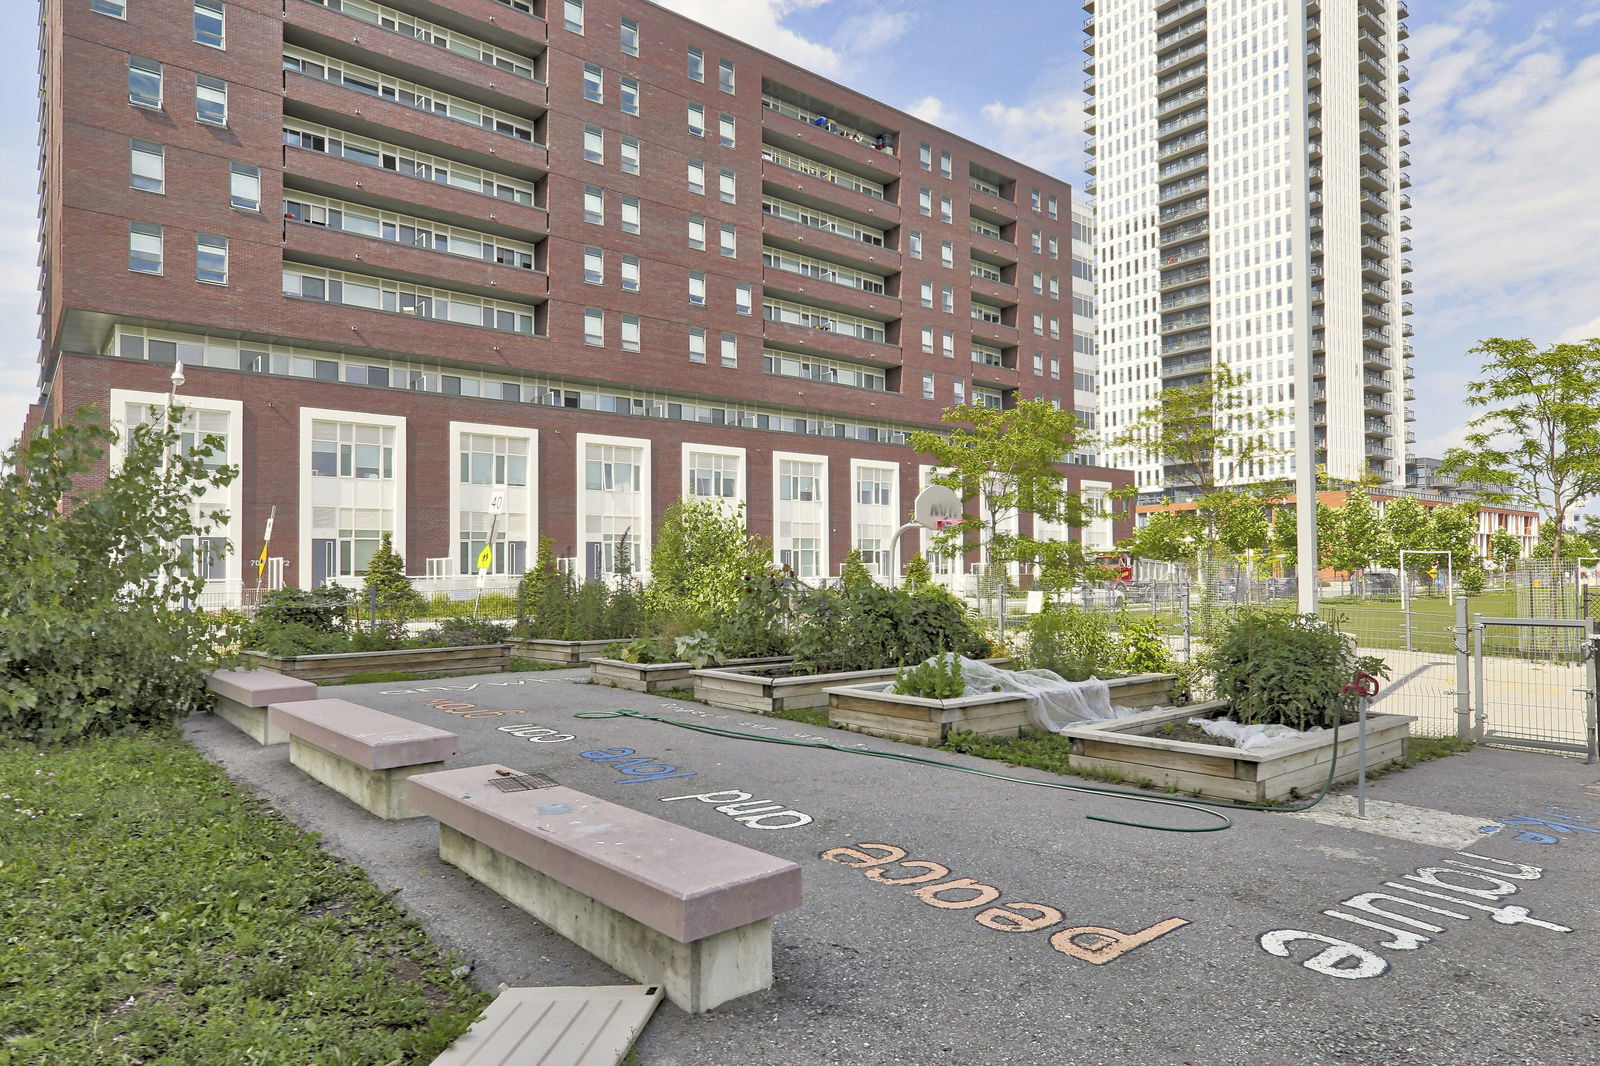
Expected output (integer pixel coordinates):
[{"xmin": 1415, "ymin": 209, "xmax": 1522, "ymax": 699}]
[
  {"xmin": 976, "ymin": 92, "xmax": 1089, "ymax": 177},
  {"xmin": 907, "ymin": 95, "xmax": 951, "ymax": 126},
  {"xmin": 652, "ymin": 0, "xmax": 842, "ymax": 76},
  {"xmin": 833, "ymin": 10, "xmax": 912, "ymax": 54}
]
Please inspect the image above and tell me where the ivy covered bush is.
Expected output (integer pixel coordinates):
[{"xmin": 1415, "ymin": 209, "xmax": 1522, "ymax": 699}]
[{"xmin": 0, "ymin": 409, "xmax": 236, "ymax": 744}]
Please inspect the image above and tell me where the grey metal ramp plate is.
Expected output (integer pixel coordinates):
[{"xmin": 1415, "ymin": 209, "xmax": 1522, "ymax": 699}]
[{"xmin": 430, "ymin": 984, "xmax": 664, "ymax": 1066}]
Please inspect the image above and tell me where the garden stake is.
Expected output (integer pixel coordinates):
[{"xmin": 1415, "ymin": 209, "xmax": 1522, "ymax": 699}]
[{"xmin": 1342, "ymin": 672, "xmax": 1382, "ymax": 818}]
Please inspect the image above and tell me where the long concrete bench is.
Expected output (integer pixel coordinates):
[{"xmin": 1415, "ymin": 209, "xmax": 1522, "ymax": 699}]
[
  {"xmin": 407, "ymin": 764, "xmax": 804, "ymax": 1014},
  {"xmin": 206, "ymin": 668, "xmax": 318, "ymax": 744},
  {"xmin": 269, "ymin": 699, "xmax": 458, "ymax": 820}
]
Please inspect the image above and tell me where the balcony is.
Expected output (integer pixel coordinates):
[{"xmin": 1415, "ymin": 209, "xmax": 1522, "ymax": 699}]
[
  {"xmin": 1359, "ymin": 166, "xmax": 1388, "ymax": 191},
  {"xmin": 1156, "ymin": 41, "xmax": 1208, "ymax": 75},
  {"xmin": 1161, "ymin": 353, "xmax": 1211, "ymax": 378},
  {"xmin": 1155, "ymin": 17, "xmax": 1206, "ymax": 57},
  {"xmin": 1363, "ymin": 347, "xmax": 1393, "ymax": 372},
  {"xmin": 1160, "ymin": 218, "xmax": 1209, "ymax": 245},
  {"xmin": 1159, "ymin": 107, "xmax": 1208, "ymax": 139},
  {"xmin": 1161, "ymin": 331, "xmax": 1211, "ymax": 356},
  {"xmin": 1363, "ymin": 372, "xmax": 1389, "ymax": 391},
  {"xmin": 760, "ymin": 269, "xmax": 899, "ymax": 324},
  {"xmin": 283, "ymin": 223, "xmax": 545, "ymax": 302},
  {"xmin": 1159, "ymin": 174, "xmax": 1208, "ymax": 205},
  {"xmin": 1160, "ymin": 289, "xmax": 1210, "ymax": 313},
  {"xmin": 1158, "ymin": 149, "xmax": 1208, "ymax": 183},
  {"xmin": 759, "ymin": 154, "xmax": 896, "ymax": 225},
  {"xmin": 1157, "ymin": 87, "xmax": 1208, "ymax": 119},
  {"xmin": 1156, "ymin": 0, "xmax": 1207, "ymax": 32},
  {"xmin": 1160, "ymin": 246, "xmax": 1210, "ymax": 274}
]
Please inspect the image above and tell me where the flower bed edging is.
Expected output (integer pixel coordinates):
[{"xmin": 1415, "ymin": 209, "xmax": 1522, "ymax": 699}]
[
  {"xmin": 240, "ymin": 643, "xmax": 513, "ymax": 683},
  {"xmin": 1058, "ymin": 702, "xmax": 1416, "ymax": 804},
  {"xmin": 590, "ymin": 656, "xmax": 796, "ymax": 694}
]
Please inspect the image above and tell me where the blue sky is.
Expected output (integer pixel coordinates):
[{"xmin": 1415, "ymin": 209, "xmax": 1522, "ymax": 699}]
[{"xmin": 2, "ymin": 0, "xmax": 1598, "ymax": 463}]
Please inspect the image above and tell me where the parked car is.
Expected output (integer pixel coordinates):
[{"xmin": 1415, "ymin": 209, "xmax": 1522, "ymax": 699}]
[{"xmin": 1359, "ymin": 571, "xmax": 1400, "ymax": 595}]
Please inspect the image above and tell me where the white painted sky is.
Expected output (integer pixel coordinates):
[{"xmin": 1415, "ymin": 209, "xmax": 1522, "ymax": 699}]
[{"xmin": 2, "ymin": 0, "xmax": 1597, "ymax": 462}]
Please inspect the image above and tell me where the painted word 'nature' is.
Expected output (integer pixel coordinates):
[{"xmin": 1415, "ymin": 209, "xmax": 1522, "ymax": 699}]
[{"xmin": 823, "ymin": 842, "xmax": 1188, "ymax": 965}]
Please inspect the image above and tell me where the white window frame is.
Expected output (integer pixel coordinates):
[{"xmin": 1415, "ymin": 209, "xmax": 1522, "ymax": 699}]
[
  {"xmin": 681, "ymin": 443, "xmax": 746, "ymax": 509},
  {"xmin": 298, "ymin": 407, "xmax": 407, "ymax": 589},
  {"xmin": 130, "ymin": 139, "xmax": 164, "ymax": 193},
  {"xmin": 850, "ymin": 458, "xmax": 900, "ymax": 581},
  {"xmin": 575, "ymin": 432, "xmax": 652, "ymax": 578},
  {"xmin": 772, "ymin": 450, "xmax": 828, "ymax": 581},
  {"xmin": 449, "ymin": 421, "xmax": 538, "ymax": 579}
]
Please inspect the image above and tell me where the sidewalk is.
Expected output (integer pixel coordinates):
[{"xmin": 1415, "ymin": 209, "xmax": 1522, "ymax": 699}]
[{"xmin": 186, "ymin": 668, "xmax": 1600, "ymax": 1066}]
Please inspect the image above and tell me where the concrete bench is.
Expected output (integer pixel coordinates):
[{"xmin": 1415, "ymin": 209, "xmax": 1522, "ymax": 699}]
[
  {"xmin": 407, "ymin": 764, "xmax": 803, "ymax": 1014},
  {"xmin": 206, "ymin": 668, "xmax": 317, "ymax": 744},
  {"xmin": 269, "ymin": 699, "xmax": 458, "ymax": 820}
]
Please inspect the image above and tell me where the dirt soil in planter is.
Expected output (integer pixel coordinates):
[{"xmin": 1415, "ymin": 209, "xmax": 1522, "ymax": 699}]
[{"xmin": 1151, "ymin": 721, "xmax": 1240, "ymax": 748}]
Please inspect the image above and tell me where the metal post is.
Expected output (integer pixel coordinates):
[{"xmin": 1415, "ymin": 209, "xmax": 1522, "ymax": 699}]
[
  {"xmin": 1356, "ymin": 691, "xmax": 1370, "ymax": 818},
  {"xmin": 1454, "ymin": 597, "xmax": 1472, "ymax": 742},
  {"xmin": 1588, "ymin": 628, "xmax": 1599, "ymax": 765},
  {"xmin": 1181, "ymin": 580, "xmax": 1192, "ymax": 662},
  {"xmin": 1473, "ymin": 612, "xmax": 1487, "ymax": 741}
]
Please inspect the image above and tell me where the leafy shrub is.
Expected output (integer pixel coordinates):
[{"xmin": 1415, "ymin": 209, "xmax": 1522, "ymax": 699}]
[
  {"xmin": 252, "ymin": 586, "xmax": 351, "ymax": 634},
  {"xmin": 646, "ymin": 498, "xmax": 774, "ymax": 620},
  {"xmin": 713, "ymin": 572, "xmax": 803, "ymax": 660},
  {"xmin": 1018, "ymin": 604, "xmax": 1176, "ymax": 681},
  {"xmin": 605, "ymin": 637, "xmax": 676, "ymax": 664},
  {"xmin": 414, "ymin": 618, "xmax": 510, "ymax": 647},
  {"xmin": 1197, "ymin": 610, "xmax": 1389, "ymax": 731},
  {"xmin": 893, "ymin": 653, "xmax": 966, "ymax": 699},
  {"xmin": 0, "ymin": 408, "xmax": 236, "ymax": 744},
  {"xmin": 1460, "ymin": 565, "xmax": 1487, "ymax": 594},
  {"xmin": 791, "ymin": 582, "xmax": 988, "ymax": 675},
  {"xmin": 514, "ymin": 537, "xmax": 572, "ymax": 638},
  {"xmin": 362, "ymin": 532, "xmax": 425, "ymax": 621},
  {"xmin": 568, "ymin": 579, "xmax": 610, "ymax": 640}
]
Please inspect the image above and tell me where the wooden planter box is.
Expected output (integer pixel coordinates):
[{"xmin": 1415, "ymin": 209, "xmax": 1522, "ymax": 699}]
[
  {"xmin": 240, "ymin": 643, "xmax": 513, "ymax": 683},
  {"xmin": 693, "ymin": 658, "xmax": 1014, "ymax": 716},
  {"xmin": 1058, "ymin": 702, "xmax": 1416, "ymax": 804},
  {"xmin": 510, "ymin": 638, "xmax": 634, "ymax": 665},
  {"xmin": 825, "ymin": 672, "xmax": 1178, "ymax": 745},
  {"xmin": 590, "ymin": 656, "xmax": 795, "ymax": 694}
]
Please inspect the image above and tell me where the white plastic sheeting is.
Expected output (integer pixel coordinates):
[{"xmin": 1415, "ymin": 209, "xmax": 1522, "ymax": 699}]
[
  {"xmin": 1185, "ymin": 716, "xmax": 1321, "ymax": 752},
  {"xmin": 947, "ymin": 657, "xmax": 1127, "ymax": 733}
]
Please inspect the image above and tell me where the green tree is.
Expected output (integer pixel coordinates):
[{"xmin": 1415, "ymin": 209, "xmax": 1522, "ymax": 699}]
[
  {"xmin": 515, "ymin": 536, "xmax": 573, "ymax": 638},
  {"xmin": 605, "ymin": 532, "xmax": 649, "ymax": 638},
  {"xmin": 909, "ymin": 399, "xmax": 1096, "ymax": 595},
  {"xmin": 0, "ymin": 407, "xmax": 236, "ymax": 744},
  {"xmin": 839, "ymin": 547, "xmax": 874, "ymax": 592},
  {"xmin": 1121, "ymin": 508, "xmax": 1204, "ymax": 564},
  {"xmin": 361, "ymin": 531, "xmax": 424, "ymax": 622},
  {"xmin": 901, "ymin": 552, "xmax": 934, "ymax": 591},
  {"xmin": 1378, "ymin": 496, "xmax": 1430, "ymax": 571},
  {"xmin": 1269, "ymin": 503, "xmax": 1298, "ymax": 568},
  {"xmin": 645, "ymin": 498, "xmax": 772, "ymax": 622},
  {"xmin": 1108, "ymin": 362, "xmax": 1283, "ymax": 535},
  {"xmin": 1322, "ymin": 485, "xmax": 1381, "ymax": 582},
  {"xmin": 1437, "ymin": 337, "xmax": 1600, "ymax": 567},
  {"xmin": 1489, "ymin": 528, "xmax": 1523, "ymax": 573},
  {"xmin": 1215, "ymin": 492, "xmax": 1271, "ymax": 557},
  {"xmin": 1425, "ymin": 504, "xmax": 1480, "ymax": 574}
]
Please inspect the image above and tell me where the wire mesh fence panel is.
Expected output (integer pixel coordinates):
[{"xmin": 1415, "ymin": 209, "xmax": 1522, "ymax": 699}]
[
  {"xmin": 1473, "ymin": 619, "xmax": 1597, "ymax": 757},
  {"xmin": 1513, "ymin": 560, "xmax": 1585, "ymax": 620}
]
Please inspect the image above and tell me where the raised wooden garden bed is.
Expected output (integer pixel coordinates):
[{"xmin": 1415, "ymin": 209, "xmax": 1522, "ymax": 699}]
[
  {"xmin": 590, "ymin": 656, "xmax": 795, "ymax": 694},
  {"xmin": 240, "ymin": 643, "xmax": 513, "ymax": 683},
  {"xmin": 693, "ymin": 658, "xmax": 1015, "ymax": 716},
  {"xmin": 825, "ymin": 672, "xmax": 1178, "ymax": 745},
  {"xmin": 510, "ymin": 638, "xmax": 634, "ymax": 665},
  {"xmin": 1058, "ymin": 702, "xmax": 1416, "ymax": 804}
]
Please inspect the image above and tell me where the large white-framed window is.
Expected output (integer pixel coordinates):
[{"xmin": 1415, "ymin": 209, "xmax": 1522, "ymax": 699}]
[
  {"xmin": 773, "ymin": 451, "xmax": 826, "ymax": 581},
  {"xmin": 300, "ymin": 408, "xmax": 406, "ymax": 587},
  {"xmin": 682, "ymin": 443, "xmax": 745, "ymax": 510},
  {"xmin": 850, "ymin": 459, "xmax": 899, "ymax": 582},
  {"xmin": 450, "ymin": 422, "xmax": 537, "ymax": 578},
  {"xmin": 111, "ymin": 389, "xmax": 243, "ymax": 603},
  {"xmin": 577, "ymin": 433, "xmax": 651, "ymax": 580},
  {"xmin": 1080, "ymin": 480, "xmax": 1114, "ymax": 550}
]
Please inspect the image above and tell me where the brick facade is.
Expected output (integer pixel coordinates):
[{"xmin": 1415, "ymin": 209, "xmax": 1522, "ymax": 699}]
[{"xmin": 36, "ymin": 0, "xmax": 1129, "ymax": 594}]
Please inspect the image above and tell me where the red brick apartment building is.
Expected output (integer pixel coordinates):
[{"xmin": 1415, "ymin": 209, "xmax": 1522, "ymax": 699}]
[{"xmin": 27, "ymin": 0, "xmax": 1128, "ymax": 602}]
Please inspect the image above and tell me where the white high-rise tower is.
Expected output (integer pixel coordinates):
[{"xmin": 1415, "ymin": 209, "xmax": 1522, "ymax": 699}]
[{"xmin": 1085, "ymin": 0, "xmax": 1413, "ymax": 497}]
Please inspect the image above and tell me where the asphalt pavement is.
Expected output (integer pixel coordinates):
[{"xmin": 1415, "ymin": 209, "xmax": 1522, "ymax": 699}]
[{"xmin": 183, "ymin": 667, "xmax": 1600, "ymax": 1066}]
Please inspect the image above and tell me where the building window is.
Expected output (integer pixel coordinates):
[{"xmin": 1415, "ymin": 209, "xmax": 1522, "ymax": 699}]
[
  {"xmin": 621, "ymin": 196, "xmax": 640, "ymax": 234},
  {"xmin": 620, "ymin": 77, "xmax": 639, "ymax": 115},
  {"xmin": 195, "ymin": 234, "xmax": 228, "ymax": 285},
  {"xmin": 940, "ymin": 286, "xmax": 954, "ymax": 314},
  {"xmin": 688, "ymin": 451, "xmax": 738, "ymax": 498},
  {"xmin": 688, "ymin": 214, "xmax": 705, "ymax": 249},
  {"xmin": 1032, "ymin": 270, "xmax": 1044, "ymax": 295},
  {"xmin": 918, "ymin": 188, "xmax": 931, "ymax": 216},
  {"xmin": 583, "ymin": 124, "xmax": 603, "ymax": 164},
  {"xmin": 128, "ymin": 56, "xmax": 162, "ymax": 109},
  {"xmin": 718, "ymin": 168, "xmax": 736, "ymax": 204},
  {"xmin": 687, "ymin": 158, "xmax": 704, "ymax": 194},
  {"xmin": 718, "ymin": 223, "xmax": 736, "ymax": 257},
  {"xmin": 688, "ymin": 326, "xmax": 706, "ymax": 362},
  {"xmin": 621, "ymin": 315, "xmax": 641, "ymax": 353},
  {"xmin": 1049, "ymin": 276, "xmax": 1061, "ymax": 300},
  {"xmin": 1031, "ymin": 228, "xmax": 1043, "ymax": 254},
  {"xmin": 1047, "ymin": 195, "xmax": 1059, "ymax": 219},
  {"xmin": 918, "ymin": 143, "xmax": 931, "ymax": 171},
  {"xmin": 93, "ymin": 0, "xmax": 127, "ymax": 16},
  {"xmin": 939, "ymin": 150, "xmax": 952, "ymax": 179},
  {"xmin": 621, "ymin": 254, "xmax": 640, "ymax": 292},
  {"xmin": 456, "ymin": 432, "xmax": 530, "ymax": 576},
  {"xmin": 687, "ymin": 47, "xmax": 704, "ymax": 82},
  {"xmin": 193, "ymin": 1, "xmax": 225, "ymax": 49},
  {"xmin": 735, "ymin": 282, "xmax": 752, "ymax": 315},
  {"xmin": 719, "ymin": 113, "xmax": 735, "ymax": 147},
  {"xmin": 688, "ymin": 270, "xmax": 705, "ymax": 305},
  {"xmin": 688, "ymin": 103, "xmax": 705, "ymax": 137},
  {"xmin": 939, "ymin": 196, "xmax": 953, "ymax": 224},
  {"xmin": 953, "ymin": 377, "xmax": 966, "ymax": 403},
  {"xmin": 717, "ymin": 59, "xmax": 735, "ymax": 94},
  {"xmin": 921, "ymin": 326, "xmax": 934, "ymax": 354},
  {"xmin": 128, "ymin": 222, "xmax": 163, "ymax": 274},
  {"xmin": 563, "ymin": 0, "xmax": 584, "ymax": 34},
  {"xmin": 195, "ymin": 74, "xmax": 227, "ymax": 125},
  {"xmin": 620, "ymin": 17, "xmax": 639, "ymax": 56},
  {"xmin": 908, "ymin": 231, "xmax": 922, "ymax": 259},
  {"xmin": 922, "ymin": 372, "xmax": 935, "ymax": 399},
  {"xmin": 1048, "ymin": 235, "xmax": 1059, "ymax": 259},
  {"xmin": 583, "ymin": 246, "xmax": 603, "ymax": 285},
  {"xmin": 1031, "ymin": 189, "xmax": 1042, "ymax": 211},
  {"xmin": 919, "ymin": 281, "xmax": 933, "ymax": 309},
  {"xmin": 584, "ymin": 185, "xmax": 603, "ymax": 224},
  {"xmin": 583, "ymin": 307, "xmax": 603, "ymax": 346},
  {"xmin": 582, "ymin": 63, "xmax": 603, "ymax": 103},
  {"xmin": 1050, "ymin": 315, "xmax": 1061, "ymax": 339},
  {"xmin": 620, "ymin": 136, "xmax": 640, "ymax": 174},
  {"xmin": 941, "ymin": 329, "xmax": 955, "ymax": 358},
  {"xmin": 229, "ymin": 162, "xmax": 260, "ymax": 211},
  {"xmin": 720, "ymin": 331, "xmax": 737, "ymax": 368},
  {"xmin": 130, "ymin": 139, "xmax": 164, "ymax": 193},
  {"xmin": 940, "ymin": 240, "xmax": 954, "ymax": 269}
]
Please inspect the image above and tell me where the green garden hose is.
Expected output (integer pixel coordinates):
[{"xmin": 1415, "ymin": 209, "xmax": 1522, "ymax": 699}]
[{"xmin": 574, "ymin": 708, "xmax": 1234, "ymax": 833}]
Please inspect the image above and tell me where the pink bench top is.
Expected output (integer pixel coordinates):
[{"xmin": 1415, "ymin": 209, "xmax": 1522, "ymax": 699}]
[
  {"xmin": 207, "ymin": 668, "xmax": 317, "ymax": 708},
  {"xmin": 407, "ymin": 764, "xmax": 803, "ymax": 943},
  {"xmin": 268, "ymin": 699, "xmax": 457, "ymax": 770}
]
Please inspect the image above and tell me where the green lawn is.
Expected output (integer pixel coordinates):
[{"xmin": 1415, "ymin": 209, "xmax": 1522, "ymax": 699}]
[
  {"xmin": 0, "ymin": 733, "xmax": 490, "ymax": 1064},
  {"xmin": 1318, "ymin": 589, "xmax": 1521, "ymax": 655}
]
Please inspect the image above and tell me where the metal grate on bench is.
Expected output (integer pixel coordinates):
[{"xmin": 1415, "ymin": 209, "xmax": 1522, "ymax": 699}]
[{"xmin": 488, "ymin": 772, "xmax": 559, "ymax": 792}]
